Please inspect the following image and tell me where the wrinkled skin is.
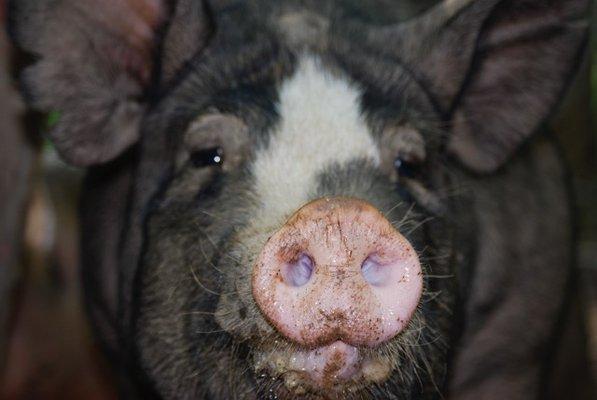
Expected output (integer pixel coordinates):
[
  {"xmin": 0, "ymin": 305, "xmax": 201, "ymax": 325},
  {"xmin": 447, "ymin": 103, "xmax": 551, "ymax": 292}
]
[{"xmin": 9, "ymin": 0, "xmax": 592, "ymax": 399}]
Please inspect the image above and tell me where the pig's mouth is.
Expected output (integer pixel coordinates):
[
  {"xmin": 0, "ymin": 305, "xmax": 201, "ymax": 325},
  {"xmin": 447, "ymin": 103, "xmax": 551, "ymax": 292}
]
[{"xmin": 253, "ymin": 340, "xmax": 393, "ymax": 397}]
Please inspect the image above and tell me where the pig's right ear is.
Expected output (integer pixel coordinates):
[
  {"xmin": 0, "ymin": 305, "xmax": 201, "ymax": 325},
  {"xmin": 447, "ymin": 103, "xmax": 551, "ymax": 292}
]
[{"xmin": 9, "ymin": 0, "xmax": 210, "ymax": 166}]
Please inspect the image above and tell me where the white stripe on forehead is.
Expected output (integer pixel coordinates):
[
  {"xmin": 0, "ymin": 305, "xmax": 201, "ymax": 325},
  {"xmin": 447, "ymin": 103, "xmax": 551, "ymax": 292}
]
[{"xmin": 251, "ymin": 56, "xmax": 380, "ymax": 225}]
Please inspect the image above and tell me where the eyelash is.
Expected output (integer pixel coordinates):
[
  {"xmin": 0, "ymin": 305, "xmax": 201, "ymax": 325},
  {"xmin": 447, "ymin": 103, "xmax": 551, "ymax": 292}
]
[
  {"xmin": 394, "ymin": 156, "xmax": 419, "ymax": 178},
  {"xmin": 394, "ymin": 156, "xmax": 445, "ymax": 215},
  {"xmin": 190, "ymin": 147, "xmax": 224, "ymax": 168}
]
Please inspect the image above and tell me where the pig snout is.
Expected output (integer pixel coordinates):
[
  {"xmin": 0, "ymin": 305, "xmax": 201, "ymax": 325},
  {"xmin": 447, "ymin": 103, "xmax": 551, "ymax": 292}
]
[{"xmin": 252, "ymin": 197, "xmax": 423, "ymax": 349}]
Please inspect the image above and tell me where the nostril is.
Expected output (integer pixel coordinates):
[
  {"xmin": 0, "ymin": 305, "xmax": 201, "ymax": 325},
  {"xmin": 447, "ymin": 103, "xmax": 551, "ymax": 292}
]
[
  {"xmin": 283, "ymin": 253, "xmax": 314, "ymax": 287},
  {"xmin": 361, "ymin": 255, "xmax": 391, "ymax": 286}
]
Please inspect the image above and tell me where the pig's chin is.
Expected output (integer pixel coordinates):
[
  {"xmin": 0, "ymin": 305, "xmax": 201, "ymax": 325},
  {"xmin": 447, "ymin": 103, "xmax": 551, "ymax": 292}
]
[{"xmin": 254, "ymin": 340, "xmax": 392, "ymax": 397}]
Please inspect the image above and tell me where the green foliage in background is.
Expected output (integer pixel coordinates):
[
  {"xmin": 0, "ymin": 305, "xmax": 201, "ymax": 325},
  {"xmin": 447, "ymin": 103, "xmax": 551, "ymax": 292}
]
[
  {"xmin": 46, "ymin": 111, "xmax": 60, "ymax": 129},
  {"xmin": 42, "ymin": 111, "xmax": 60, "ymax": 151}
]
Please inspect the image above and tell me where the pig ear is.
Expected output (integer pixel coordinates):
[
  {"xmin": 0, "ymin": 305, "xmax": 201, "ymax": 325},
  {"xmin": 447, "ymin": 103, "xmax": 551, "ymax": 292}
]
[
  {"xmin": 160, "ymin": 0, "xmax": 212, "ymax": 86},
  {"xmin": 370, "ymin": 0, "xmax": 589, "ymax": 173},
  {"xmin": 9, "ymin": 0, "xmax": 167, "ymax": 166},
  {"xmin": 446, "ymin": 0, "xmax": 589, "ymax": 172}
]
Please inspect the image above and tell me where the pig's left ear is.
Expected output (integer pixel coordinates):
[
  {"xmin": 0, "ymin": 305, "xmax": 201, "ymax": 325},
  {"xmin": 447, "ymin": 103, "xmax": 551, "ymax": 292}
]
[
  {"xmin": 370, "ymin": 0, "xmax": 590, "ymax": 173},
  {"xmin": 9, "ymin": 0, "xmax": 211, "ymax": 166}
]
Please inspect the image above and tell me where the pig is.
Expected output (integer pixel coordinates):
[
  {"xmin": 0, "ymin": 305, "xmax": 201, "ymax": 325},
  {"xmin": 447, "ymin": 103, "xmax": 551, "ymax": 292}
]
[{"xmin": 8, "ymin": 0, "xmax": 592, "ymax": 398}]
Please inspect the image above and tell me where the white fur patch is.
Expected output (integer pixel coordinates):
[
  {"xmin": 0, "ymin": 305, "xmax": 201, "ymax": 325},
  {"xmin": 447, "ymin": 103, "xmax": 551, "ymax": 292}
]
[{"xmin": 251, "ymin": 57, "xmax": 380, "ymax": 226}]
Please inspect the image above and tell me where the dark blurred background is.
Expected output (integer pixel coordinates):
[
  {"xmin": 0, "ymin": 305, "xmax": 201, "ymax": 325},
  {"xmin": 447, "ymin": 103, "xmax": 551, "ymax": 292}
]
[{"xmin": 0, "ymin": 1, "xmax": 595, "ymax": 399}]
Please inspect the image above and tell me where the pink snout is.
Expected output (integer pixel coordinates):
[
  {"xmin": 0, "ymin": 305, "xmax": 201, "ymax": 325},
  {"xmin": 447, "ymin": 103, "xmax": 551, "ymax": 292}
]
[{"xmin": 252, "ymin": 197, "xmax": 423, "ymax": 348}]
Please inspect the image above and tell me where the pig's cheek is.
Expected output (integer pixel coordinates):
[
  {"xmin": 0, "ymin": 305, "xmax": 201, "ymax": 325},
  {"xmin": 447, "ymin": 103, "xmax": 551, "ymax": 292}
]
[
  {"xmin": 214, "ymin": 262, "xmax": 274, "ymax": 339},
  {"xmin": 215, "ymin": 292, "xmax": 252, "ymax": 339},
  {"xmin": 215, "ymin": 290, "xmax": 277, "ymax": 341},
  {"xmin": 213, "ymin": 270, "xmax": 249, "ymax": 336},
  {"xmin": 213, "ymin": 224, "xmax": 285, "ymax": 340}
]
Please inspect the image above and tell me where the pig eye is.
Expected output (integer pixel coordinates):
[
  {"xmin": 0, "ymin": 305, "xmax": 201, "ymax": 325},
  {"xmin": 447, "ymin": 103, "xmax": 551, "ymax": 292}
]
[
  {"xmin": 394, "ymin": 157, "xmax": 419, "ymax": 178},
  {"xmin": 190, "ymin": 147, "xmax": 224, "ymax": 168}
]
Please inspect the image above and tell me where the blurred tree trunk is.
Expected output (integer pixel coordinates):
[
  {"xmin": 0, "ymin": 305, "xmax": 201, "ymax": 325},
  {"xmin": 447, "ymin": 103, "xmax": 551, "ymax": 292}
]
[{"xmin": 0, "ymin": 3, "xmax": 37, "ymax": 373}]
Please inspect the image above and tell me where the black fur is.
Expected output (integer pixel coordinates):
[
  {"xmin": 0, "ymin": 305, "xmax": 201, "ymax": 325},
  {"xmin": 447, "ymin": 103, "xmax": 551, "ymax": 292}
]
[{"xmin": 8, "ymin": 0, "xmax": 592, "ymax": 399}]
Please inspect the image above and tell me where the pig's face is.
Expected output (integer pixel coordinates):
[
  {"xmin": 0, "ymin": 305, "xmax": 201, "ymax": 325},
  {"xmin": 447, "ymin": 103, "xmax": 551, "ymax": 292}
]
[
  {"xmin": 10, "ymin": 0, "xmax": 587, "ymax": 398},
  {"xmin": 135, "ymin": 51, "xmax": 456, "ymax": 398}
]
